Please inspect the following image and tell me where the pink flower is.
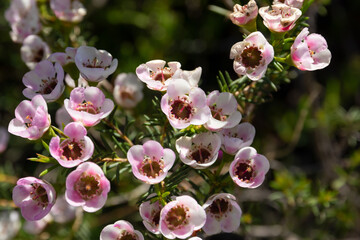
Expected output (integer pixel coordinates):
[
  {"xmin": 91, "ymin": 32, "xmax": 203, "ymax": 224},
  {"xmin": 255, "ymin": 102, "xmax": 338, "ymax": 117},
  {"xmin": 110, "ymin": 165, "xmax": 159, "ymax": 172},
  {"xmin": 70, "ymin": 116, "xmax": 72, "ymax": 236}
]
[
  {"xmin": 48, "ymin": 47, "xmax": 77, "ymax": 66},
  {"xmin": 229, "ymin": 0, "xmax": 258, "ymax": 26},
  {"xmin": 49, "ymin": 122, "xmax": 94, "ymax": 168},
  {"xmin": 175, "ymin": 132, "xmax": 221, "ymax": 169},
  {"xmin": 127, "ymin": 140, "xmax": 175, "ymax": 184},
  {"xmin": 4, "ymin": 0, "xmax": 41, "ymax": 43},
  {"xmin": 139, "ymin": 193, "xmax": 162, "ymax": 234},
  {"xmin": 291, "ymin": 27, "xmax": 331, "ymax": 71},
  {"xmin": 64, "ymin": 86, "xmax": 114, "ymax": 127},
  {"xmin": 161, "ymin": 79, "xmax": 211, "ymax": 129},
  {"xmin": 202, "ymin": 193, "xmax": 242, "ymax": 235},
  {"xmin": 21, "ymin": 35, "xmax": 51, "ymax": 70},
  {"xmin": 259, "ymin": 4, "xmax": 302, "ymax": 33},
  {"xmin": 205, "ymin": 91, "xmax": 242, "ymax": 131},
  {"xmin": 0, "ymin": 127, "xmax": 10, "ymax": 154},
  {"xmin": 136, "ymin": 60, "xmax": 181, "ymax": 91},
  {"xmin": 229, "ymin": 147, "xmax": 270, "ymax": 188},
  {"xmin": 273, "ymin": 0, "xmax": 303, "ymax": 9},
  {"xmin": 219, "ymin": 122, "xmax": 255, "ymax": 155},
  {"xmin": 12, "ymin": 177, "xmax": 56, "ymax": 221},
  {"xmin": 177, "ymin": 67, "xmax": 202, "ymax": 88},
  {"xmin": 75, "ymin": 46, "xmax": 118, "ymax": 82},
  {"xmin": 100, "ymin": 220, "xmax": 144, "ymax": 240},
  {"xmin": 159, "ymin": 195, "xmax": 206, "ymax": 239},
  {"xmin": 113, "ymin": 73, "xmax": 144, "ymax": 108},
  {"xmin": 50, "ymin": 195, "xmax": 76, "ymax": 223},
  {"xmin": 65, "ymin": 162, "xmax": 110, "ymax": 212},
  {"xmin": 230, "ymin": 32, "xmax": 274, "ymax": 81},
  {"xmin": 24, "ymin": 215, "xmax": 52, "ymax": 234},
  {"xmin": 50, "ymin": 0, "xmax": 87, "ymax": 22},
  {"xmin": 8, "ymin": 95, "xmax": 51, "ymax": 140},
  {"xmin": 22, "ymin": 60, "xmax": 65, "ymax": 102}
]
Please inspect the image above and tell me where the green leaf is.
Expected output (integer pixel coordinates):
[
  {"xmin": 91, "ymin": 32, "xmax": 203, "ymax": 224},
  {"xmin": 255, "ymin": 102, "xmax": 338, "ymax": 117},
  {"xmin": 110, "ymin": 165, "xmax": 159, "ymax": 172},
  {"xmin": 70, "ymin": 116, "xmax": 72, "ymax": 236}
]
[{"xmin": 39, "ymin": 164, "xmax": 59, "ymax": 177}]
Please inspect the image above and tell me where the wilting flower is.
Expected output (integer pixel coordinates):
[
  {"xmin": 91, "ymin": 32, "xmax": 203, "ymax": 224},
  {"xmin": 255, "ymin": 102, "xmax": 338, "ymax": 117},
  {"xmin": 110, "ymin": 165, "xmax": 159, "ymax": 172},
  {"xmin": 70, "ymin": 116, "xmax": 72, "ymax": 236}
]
[
  {"xmin": 273, "ymin": 0, "xmax": 303, "ymax": 9},
  {"xmin": 50, "ymin": 0, "xmax": 87, "ymax": 22},
  {"xmin": 0, "ymin": 127, "xmax": 9, "ymax": 153},
  {"xmin": 139, "ymin": 193, "xmax": 163, "ymax": 234},
  {"xmin": 127, "ymin": 140, "xmax": 175, "ymax": 184},
  {"xmin": 49, "ymin": 122, "xmax": 94, "ymax": 168},
  {"xmin": 113, "ymin": 73, "xmax": 144, "ymax": 108},
  {"xmin": 159, "ymin": 195, "xmax": 206, "ymax": 239},
  {"xmin": 176, "ymin": 132, "xmax": 221, "ymax": 169},
  {"xmin": 48, "ymin": 47, "xmax": 77, "ymax": 66},
  {"xmin": 64, "ymin": 86, "xmax": 114, "ymax": 127},
  {"xmin": 0, "ymin": 211, "xmax": 21, "ymax": 239},
  {"xmin": 75, "ymin": 46, "xmax": 118, "ymax": 82},
  {"xmin": 22, "ymin": 60, "xmax": 65, "ymax": 102},
  {"xmin": 229, "ymin": 0, "xmax": 258, "ymax": 27},
  {"xmin": 136, "ymin": 60, "xmax": 181, "ymax": 91},
  {"xmin": 161, "ymin": 79, "xmax": 210, "ymax": 129},
  {"xmin": 8, "ymin": 95, "xmax": 51, "ymax": 140},
  {"xmin": 21, "ymin": 35, "xmax": 51, "ymax": 69},
  {"xmin": 229, "ymin": 147, "xmax": 270, "ymax": 188},
  {"xmin": 50, "ymin": 195, "xmax": 76, "ymax": 223},
  {"xmin": 230, "ymin": 31, "xmax": 274, "ymax": 81},
  {"xmin": 65, "ymin": 162, "xmax": 110, "ymax": 212},
  {"xmin": 202, "ymin": 193, "xmax": 242, "ymax": 235},
  {"xmin": 205, "ymin": 91, "xmax": 242, "ymax": 131},
  {"xmin": 219, "ymin": 122, "xmax": 255, "ymax": 155},
  {"xmin": 100, "ymin": 220, "xmax": 144, "ymax": 240},
  {"xmin": 259, "ymin": 4, "xmax": 302, "ymax": 33},
  {"xmin": 12, "ymin": 177, "xmax": 56, "ymax": 221},
  {"xmin": 291, "ymin": 27, "xmax": 331, "ymax": 71},
  {"xmin": 4, "ymin": 0, "xmax": 41, "ymax": 43}
]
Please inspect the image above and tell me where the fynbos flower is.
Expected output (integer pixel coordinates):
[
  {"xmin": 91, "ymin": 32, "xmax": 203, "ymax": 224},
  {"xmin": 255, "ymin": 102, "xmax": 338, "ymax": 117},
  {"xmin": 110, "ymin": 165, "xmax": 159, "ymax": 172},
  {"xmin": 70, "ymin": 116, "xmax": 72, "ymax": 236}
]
[
  {"xmin": 8, "ymin": 95, "xmax": 51, "ymax": 140},
  {"xmin": 220, "ymin": 122, "xmax": 256, "ymax": 155},
  {"xmin": 176, "ymin": 132, "xmax": 221, "ymax": 169},
  {"xmin": 291, "ymin": 27, "xmax": 331, "ymax": 71},
  {"xmin": 65, "ymin": 162, "xmax": 110, "ymax": 212},
  {"xmin": 230, "ymin": 32, "xmax": 274, "ymax": 81},
  {"xmin": 49, "ymin": 122, "xmax": 94, "ymax": 168},
  {"xmin": 139, "ymin": 194, "xmax": 163, "ymax": 234},
  {"xmin": 127, "ymin": 140, "xmax": 175, "ymax": 184},
  {"xmin": 202, "ymin": 193, "xmax": 242, "ymax": 235},
  {"xmin": 21, "ymin": 35, "xmax": 51, "ymax": 69},
  {"xmin": 229, "ymin": 147, "xmax": 270, "ymax": 188},
  {"xmin": 229, "ymin": 0, "xmax": 258, "ymax": 27},
  {"xmin": 50, "ymin": 0, "xmax": 87, "ymax": 22},
  {"xmin": 273, "ymin": 0, "xmax": 303, "ymax": 9},
  {"xmin": 100, "ymin": 220, "xmax": 144, "ymax": 240},
  {"xmin": 12, "ymin": 177, "xmax": 56, "ymax": 221},
  {"xmin": 113, "ymin": 73, "xmax": 144, "ymax": 108}
]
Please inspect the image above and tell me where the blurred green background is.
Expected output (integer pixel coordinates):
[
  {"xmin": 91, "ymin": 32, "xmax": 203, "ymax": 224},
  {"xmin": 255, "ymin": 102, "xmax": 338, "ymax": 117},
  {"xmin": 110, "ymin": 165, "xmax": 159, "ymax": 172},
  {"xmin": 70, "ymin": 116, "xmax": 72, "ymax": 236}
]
[{"xmin": 0, "ymin": 0, "xmax": 359, "ymax": 239}]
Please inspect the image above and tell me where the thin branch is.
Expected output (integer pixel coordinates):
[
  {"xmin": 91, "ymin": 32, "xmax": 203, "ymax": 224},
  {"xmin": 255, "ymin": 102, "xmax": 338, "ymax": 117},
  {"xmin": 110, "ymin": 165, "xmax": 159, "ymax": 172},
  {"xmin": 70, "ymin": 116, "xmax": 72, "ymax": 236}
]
[{"xmin": 102, "ymin": 119, "xmax": 134, "ymax": 146}]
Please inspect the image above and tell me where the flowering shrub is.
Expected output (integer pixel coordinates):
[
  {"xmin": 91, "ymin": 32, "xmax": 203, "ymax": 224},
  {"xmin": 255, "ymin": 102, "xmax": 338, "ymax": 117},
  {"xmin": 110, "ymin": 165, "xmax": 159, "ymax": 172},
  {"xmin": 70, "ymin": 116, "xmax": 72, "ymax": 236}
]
[{"xmin": 4, "ymin": 0, "xmax": 355, "ymax": 239}]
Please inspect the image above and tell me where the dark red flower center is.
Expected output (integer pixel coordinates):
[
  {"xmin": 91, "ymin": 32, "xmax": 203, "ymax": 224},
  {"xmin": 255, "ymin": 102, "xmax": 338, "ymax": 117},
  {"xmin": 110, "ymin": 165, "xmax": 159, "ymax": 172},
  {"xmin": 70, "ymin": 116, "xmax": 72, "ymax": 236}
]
[
  {"xmin": 151, "ymin": 68, "xmax": 173, "ymax": 84},
  {"xmin": 40, "ymin": 77, "xmax": 58, "ymax": 95},
  {"xmin": 75, "ymin": 174, "xmax": 102, "ymax": 200},
  {"xmin": 76, "ymin": 101, "xmax": 99, "ymax": 114},
  {"xmin": 141, "ymin": 157, "xmax": 164, "ymax": 178},
  {"xmin": 190, "ymin": 148, "xmax": 211, "ymax": 164},
  {"xmin": 30, "ymin": 183, "xmax": 49, "ymax": 207},
  {"xmin": 170, "ymin": 100, "xmax": 192, "ymax": 120},
  {"xmin": 241, "ymin": 46, "xmax": 262, "ymax": 68},
  {"xmin": 209, "ymin": 198, "xmax": 230, "ymax": 217},
  {"xmin": 61, "ymin": 140, "xmax": 83, "ymax": 160},
  {"xmin": 235, "ymin": 162, "xmax": 254, "ymax": 182},
  {"xmin": 165, "ymin": 205, "xmax": 189, "ymax": 230}
]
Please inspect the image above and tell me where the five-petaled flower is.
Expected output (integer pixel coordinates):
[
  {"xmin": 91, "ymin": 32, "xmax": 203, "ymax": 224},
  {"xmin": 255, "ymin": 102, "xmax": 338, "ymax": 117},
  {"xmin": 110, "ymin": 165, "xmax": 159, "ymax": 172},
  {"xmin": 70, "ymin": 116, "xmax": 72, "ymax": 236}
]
[
  {"xmin": 100, "ymin": 220, "xmax": 144, "ymax": 240},
  {"xmin": 139, "ymin": 193, "xmax": 163, "ymax": 234},
  {"xmin": 113, "ymin": 73, "xmax": 144, "ymax": 109},
  {"xmin": 12, "ymin": 177, "xmax": 56, "ymax": 221},
  {"xmin": 230, "ymin": 31, "xmax": 274, "ymax": 81},
  {"xmin": 127, "ymin": 140, "xmax": 175, "ymax": 184}
]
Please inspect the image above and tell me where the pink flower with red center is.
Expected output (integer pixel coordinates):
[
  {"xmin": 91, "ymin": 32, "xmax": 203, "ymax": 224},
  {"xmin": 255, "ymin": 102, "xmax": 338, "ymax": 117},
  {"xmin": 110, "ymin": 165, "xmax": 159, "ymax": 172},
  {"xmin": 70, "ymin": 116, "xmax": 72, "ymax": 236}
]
[
  {"xmin": 100, "ymin": 220, "xmax": 144, "ymax": 240},
  {"xmin": 161, "ymin": 79, "xmax": 211, "ymax": 129},
  {"xmin": 113, "ymin": 73, "xmax": 144, "ymax": 109},
  {"xmin": 65, "ymin": 162, "xmax": 110, "ymax": 212},
  {"xmin": 50, "ymin": 0, "xmax": 87, "ymax": 22},
  {"xmin": 219, "ymin": 122, "xmax": 256, "ymax": 155},
  {"xmin": 230, "ymin": 32, "xmax": 274, "ymax": 81},
  {"xmin": 291, "ymin": 27, "xmax": 331, "ymax": 71},
  {"xmin": 12, "ymin": 177, "xmax": 56, "ymax": 221},
  {"xmin": 259, "ymin": 3, "xmax": 302, "ymax": 33},
  {"xmin": 22, "ymin": 60, "xmax": 65, "ymax": 102},
  {"xmin": 49, "ymin": 122, "xmax": 94, "ymax": 168},
  {"xmin": 229, "ymin": 147, "xmax": 270, "ymax": 188},
  {"xmin": 175, "ymin": 132, "xmax": 221, "ymax": 169},
  {"xmin": 21, "ymin": 35, "xmax": 51, "ymax": 70},
  {"xmin": 64, "ymin": 86, "xmax": 114, "ymax": 127},
  {"xmin": 127, "ymin": 140, "xmax": 175, "ymax": 184},
  {"xmin": 273, "ymin": 0, "xmax": 303, "ymax": 9},
  {"xmin": 8, "ymin": 95, "xmax": 50, "ymax": 140},
  {"xmin": 205, "ymin": 91, "xmax": 242, "ymax": 131},
  {"xmin": 139, "ymin": 193, "xmax": 162, "ymax": 234},
  {"xmin": 4, "ymin": 0, "xmax": 41, "ymax": 43},
  {"xmin": 136, "ymin": 59, "xmax": 181, "ymax": 91},
  {"xmin": 159, "ymin": 195, "xmax": 206, "ymax": 239},
  {"xmin": 229, "ymin": 0, "xmax": 258, "ymax": 27},
  {"xmin": 75, "ymin": 46, "xmax": 118, "ymax": 82},
  {"xmin": 202, "ymin": 193, "xmax": 242, "ymax": 235},
  {"xmin": 48, "ymin": 47, "xmax": 77, "ymax": 66}
]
